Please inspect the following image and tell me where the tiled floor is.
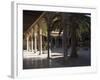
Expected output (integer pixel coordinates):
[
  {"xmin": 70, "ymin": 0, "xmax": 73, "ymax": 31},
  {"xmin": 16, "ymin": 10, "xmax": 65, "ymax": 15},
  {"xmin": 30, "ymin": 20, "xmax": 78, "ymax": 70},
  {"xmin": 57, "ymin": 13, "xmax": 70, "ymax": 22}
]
[{"xmin": 23, "ymin": 48, "xmax": 90, "ymax": 69}]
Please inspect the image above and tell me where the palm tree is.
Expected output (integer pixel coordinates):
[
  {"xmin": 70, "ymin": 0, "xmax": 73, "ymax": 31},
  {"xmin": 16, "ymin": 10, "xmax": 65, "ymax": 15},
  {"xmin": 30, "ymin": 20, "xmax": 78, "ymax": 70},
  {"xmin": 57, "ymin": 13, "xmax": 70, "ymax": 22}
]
[
  {"xmin": 70, "ymin": 13, "xmax": 91, "ymax": 58},
  {"xmin": 70, "ymin": 15, "xmax": 79, "ymax": 57}
]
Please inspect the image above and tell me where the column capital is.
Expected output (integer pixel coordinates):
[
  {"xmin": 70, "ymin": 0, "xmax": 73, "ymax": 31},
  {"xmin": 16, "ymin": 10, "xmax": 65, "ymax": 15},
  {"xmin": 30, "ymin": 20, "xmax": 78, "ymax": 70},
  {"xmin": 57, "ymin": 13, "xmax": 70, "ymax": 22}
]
[
  {"xmin": 40, "ymin": 29, "xmax": 42, "ymax": 35},
  {"xmin": 34, "ymin": 32, "xmax": 37, "ymax": 36}
]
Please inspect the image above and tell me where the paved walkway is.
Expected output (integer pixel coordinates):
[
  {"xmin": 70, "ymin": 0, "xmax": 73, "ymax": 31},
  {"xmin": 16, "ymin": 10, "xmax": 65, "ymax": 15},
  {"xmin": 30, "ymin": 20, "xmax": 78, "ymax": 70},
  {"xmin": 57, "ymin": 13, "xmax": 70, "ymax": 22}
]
[{"xmin": 23, "ymin": 47, "xmax": 90, "ymax": 69}]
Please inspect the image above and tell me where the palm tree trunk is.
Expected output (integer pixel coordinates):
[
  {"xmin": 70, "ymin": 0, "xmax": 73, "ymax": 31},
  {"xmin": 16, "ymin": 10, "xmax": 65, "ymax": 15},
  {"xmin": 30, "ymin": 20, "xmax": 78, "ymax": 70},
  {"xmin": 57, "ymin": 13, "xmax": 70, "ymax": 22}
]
[
  {"xmin": 62, "ymin": 13, "xmax": 71, "ymax": 60},
  {"xmin": 62, "ymin": 28, "xmax": 68, "ymax": 59},
  {"xmin": 70, "ymin": 23, "xmax": 78, "ymax": 58}
]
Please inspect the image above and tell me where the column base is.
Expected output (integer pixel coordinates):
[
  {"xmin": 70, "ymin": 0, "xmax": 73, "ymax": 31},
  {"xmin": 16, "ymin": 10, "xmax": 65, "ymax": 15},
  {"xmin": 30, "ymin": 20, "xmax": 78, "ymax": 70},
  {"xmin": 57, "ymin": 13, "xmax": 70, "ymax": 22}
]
[{"xmin": 39, "ymin": 51, "xmax": 42, "ymax": 55}]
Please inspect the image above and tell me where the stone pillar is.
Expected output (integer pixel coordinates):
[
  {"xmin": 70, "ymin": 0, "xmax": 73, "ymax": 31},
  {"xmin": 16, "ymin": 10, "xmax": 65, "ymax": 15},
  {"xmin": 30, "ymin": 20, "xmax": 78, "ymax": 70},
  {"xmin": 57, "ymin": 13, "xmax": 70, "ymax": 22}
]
[
  {"xmin": 55, "ymin": 37, "xmax": 57, "ymax": 48},
  {"xmin": 34, "ymin": 32, "xmax": 37, "ymax": 52},
  {"xmin": 39, "ymin": 28, "xmax": 42, "ymax": 55},
  {"xmin": 26, "ymin": 36, "xmax": 29, "ymax": 52},
  {"xmin": 31, "ymin": 38, "xmax": 33, "ymax": 52},
  {"xmin": 31, "ymin": 29, "xmax": 34, "ymax": 52}
]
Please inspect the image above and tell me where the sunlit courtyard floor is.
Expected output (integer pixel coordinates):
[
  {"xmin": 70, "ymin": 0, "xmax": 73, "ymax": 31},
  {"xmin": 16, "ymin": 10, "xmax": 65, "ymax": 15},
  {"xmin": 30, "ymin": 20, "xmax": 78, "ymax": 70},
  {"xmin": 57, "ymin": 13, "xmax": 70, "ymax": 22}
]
[{"xmin": 23, "ymin": 47, "xmax": 90, "ymax": 69}]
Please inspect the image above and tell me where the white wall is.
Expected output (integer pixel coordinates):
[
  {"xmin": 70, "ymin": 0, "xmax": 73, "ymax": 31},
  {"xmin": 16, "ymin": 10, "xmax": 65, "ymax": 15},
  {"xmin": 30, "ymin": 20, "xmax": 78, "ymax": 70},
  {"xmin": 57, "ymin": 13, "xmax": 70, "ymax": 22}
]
[{"xmin": 0, "ymin": 0, "xmax": 99, "ymax": 80}]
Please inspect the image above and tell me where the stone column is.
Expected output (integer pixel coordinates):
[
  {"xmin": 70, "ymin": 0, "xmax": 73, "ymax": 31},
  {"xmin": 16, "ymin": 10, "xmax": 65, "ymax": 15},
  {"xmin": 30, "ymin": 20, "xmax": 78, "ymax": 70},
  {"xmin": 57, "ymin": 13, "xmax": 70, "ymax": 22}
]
[
  {"xmin": 31, "ymin": 38, "xmax": 33, "ymax": 52},
  {"xmin": 26, "ymin": 36, "xmax": 29, "ymax": 52},
  {"xmin": 55, "ymin": 37, "xmax": 57, "ymax": 48},
  {"xmin": 34, "ymin": 32, "xmax": 37, "ymax": 52},
  {"xmin": 31, "ymin": 29, "xmax": 34, "ymax": 52},
  {"xmin": 39, "ymin": 28, "xmax": 42, "ymax": 55}
]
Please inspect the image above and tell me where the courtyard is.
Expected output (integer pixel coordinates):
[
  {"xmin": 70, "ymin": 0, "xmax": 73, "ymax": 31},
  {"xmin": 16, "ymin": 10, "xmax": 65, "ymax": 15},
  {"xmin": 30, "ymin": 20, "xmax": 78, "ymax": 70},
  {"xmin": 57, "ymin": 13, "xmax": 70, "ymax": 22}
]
[{"xmin": 23, "ymin": 10, "xmax": 91, "ymax": 69}]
